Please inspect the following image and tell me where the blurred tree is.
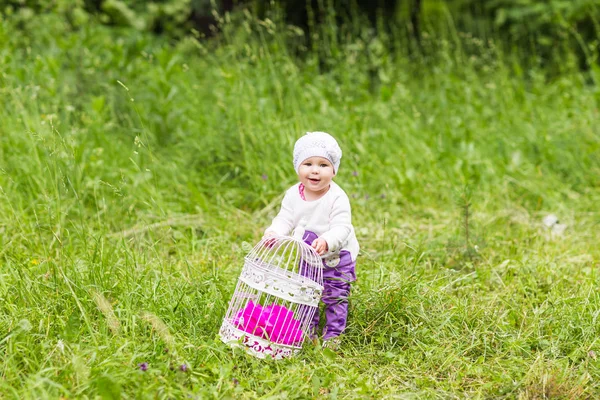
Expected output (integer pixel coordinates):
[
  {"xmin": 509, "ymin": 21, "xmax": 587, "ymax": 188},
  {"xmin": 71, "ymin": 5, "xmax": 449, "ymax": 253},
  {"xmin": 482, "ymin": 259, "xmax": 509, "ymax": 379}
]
[
  {"xmin": 446, "ymin": 0, "xmax": 600, "ymax": 72},
  {"xmin": 0, "ymin": 0, "xmax": 409, "ymax": 37},
  {"xmin": 411, "ymin": 0, "xmax": 422, "ymax": 41}
]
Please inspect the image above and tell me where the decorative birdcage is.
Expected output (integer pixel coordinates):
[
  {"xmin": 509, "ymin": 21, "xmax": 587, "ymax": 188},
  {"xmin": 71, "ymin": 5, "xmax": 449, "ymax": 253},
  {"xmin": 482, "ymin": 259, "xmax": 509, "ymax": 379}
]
[{"xmin": 219, "ymin": 231, "xmax": 324, "ymax": 359}]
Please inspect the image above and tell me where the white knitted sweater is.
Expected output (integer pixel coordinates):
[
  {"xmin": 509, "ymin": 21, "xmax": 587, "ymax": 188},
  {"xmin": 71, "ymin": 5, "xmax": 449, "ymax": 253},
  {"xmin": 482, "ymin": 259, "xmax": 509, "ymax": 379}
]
[{"xmin": 265, "ymin": 181, "xmax": 360, "ymax": 261}]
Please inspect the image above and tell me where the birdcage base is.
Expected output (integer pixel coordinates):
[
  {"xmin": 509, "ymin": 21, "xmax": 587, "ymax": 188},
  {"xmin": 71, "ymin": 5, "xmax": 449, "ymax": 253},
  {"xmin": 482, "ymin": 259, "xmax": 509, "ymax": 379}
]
[{"xmin": 219, "ymin": 320, "xmax": 300, "ymax": 360}]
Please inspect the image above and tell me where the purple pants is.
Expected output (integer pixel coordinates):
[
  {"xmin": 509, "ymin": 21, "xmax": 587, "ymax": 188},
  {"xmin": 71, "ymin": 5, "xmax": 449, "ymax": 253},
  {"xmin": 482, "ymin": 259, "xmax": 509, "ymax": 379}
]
[{"xmin": 303, "ymin": 231, "xmax": 356, "ymax": 340}]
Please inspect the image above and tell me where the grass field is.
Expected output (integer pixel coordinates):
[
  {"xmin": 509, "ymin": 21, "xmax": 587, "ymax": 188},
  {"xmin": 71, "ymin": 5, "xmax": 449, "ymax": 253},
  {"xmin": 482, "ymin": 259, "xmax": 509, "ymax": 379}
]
[{"xmin": 1, "ymin": 9, "xmax": 600, "ymax": 399}]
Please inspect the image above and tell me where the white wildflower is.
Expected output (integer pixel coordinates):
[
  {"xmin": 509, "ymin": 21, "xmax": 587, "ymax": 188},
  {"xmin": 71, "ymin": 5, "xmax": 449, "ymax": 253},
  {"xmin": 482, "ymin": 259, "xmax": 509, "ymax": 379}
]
[
  {"xmin": 542, "ymin": 214, "xmax": 567, "ymax": 237},
  {"xmin": 57, "ymin": 339, "xmax": 65, "ymax": 354},
  {"xmin": 543, "ymin": 214, "xmax": 559, "ymax": 228}
]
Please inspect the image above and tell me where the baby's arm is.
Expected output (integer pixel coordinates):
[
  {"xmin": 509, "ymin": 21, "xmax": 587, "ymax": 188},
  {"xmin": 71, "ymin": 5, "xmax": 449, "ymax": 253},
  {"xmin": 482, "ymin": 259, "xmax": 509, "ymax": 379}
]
[
  {"xmin": 319, "ymin": 195, "xmax": 353, "ymax": 253},
  {"xmin": 264, "ymin": 190, "xmax": 294, "ymax": 237}
]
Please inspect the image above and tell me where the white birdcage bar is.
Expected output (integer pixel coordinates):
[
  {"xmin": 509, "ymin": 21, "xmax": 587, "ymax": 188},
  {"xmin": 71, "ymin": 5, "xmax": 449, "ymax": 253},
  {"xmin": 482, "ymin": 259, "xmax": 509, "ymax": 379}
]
[{"xmin": 219, "ymin": 232, "xmax": 323, "ymax": 359}]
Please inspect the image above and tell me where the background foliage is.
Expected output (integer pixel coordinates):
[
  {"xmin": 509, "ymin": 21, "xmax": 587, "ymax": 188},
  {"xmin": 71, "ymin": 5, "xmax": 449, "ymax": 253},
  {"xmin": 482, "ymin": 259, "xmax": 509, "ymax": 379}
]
[
  {"xmin": 3, "ymin": 0, "xmax": 599, "ymax": 74},
  {"xmin": 3, "ymin": 1, "xmax": 600, "ymax": 45}
]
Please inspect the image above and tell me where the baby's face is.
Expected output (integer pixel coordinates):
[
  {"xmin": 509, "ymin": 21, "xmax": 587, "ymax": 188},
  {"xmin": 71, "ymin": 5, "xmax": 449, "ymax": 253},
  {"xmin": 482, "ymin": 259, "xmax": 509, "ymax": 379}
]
[{"xmin": 297, "ymin": 156, "xmax": 335, "ymax": 198}]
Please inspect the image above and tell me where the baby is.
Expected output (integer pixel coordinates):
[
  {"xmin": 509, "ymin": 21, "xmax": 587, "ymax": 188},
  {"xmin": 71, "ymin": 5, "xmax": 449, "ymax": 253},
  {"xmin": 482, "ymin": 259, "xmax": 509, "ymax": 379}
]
[{"xmin": 264, "ymin": 132, "xmax": 359, "ymax": 347}]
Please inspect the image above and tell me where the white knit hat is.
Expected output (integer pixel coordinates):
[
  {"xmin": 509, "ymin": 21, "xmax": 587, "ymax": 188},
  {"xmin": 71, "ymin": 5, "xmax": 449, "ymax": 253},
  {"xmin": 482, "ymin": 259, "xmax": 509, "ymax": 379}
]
[{"xmin": 293, "ymin": 131, "xmax": 342, "ymax": 174}]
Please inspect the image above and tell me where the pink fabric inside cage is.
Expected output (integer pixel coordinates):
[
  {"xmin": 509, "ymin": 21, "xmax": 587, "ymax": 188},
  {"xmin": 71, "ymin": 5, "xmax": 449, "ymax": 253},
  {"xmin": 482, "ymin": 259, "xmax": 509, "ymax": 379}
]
[{"xmin": 233, "ymin": 300, "xmax": 304, "ymax": 345}]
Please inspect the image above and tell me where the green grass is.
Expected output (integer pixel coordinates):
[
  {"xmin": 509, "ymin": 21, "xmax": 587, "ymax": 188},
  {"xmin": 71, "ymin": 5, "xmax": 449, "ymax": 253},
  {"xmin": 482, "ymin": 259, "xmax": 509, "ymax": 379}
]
[{"xmin": 1, "ymin": 8, "xmax": 600, "ymax": 399}]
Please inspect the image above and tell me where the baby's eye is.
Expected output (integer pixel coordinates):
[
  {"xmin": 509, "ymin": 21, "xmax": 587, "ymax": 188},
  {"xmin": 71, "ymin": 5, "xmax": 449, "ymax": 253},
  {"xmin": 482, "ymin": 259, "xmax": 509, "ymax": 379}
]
[
  {"xmin": 304, "ymin": 162, "xmax": 312, "ymax": 166},
  {"xmin": 320, "ymin": 164, "xmax": 328, "ymax": 167}
]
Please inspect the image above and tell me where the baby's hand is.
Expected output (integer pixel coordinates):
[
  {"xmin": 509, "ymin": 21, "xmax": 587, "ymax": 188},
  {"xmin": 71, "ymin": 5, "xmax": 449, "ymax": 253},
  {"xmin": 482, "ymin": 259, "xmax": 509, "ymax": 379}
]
[
  {"xmin": 263, "ymin": 231, "xmax": 277, "ymax": 248},
  {"xmin": 311, "ymin": 238, "xmax": 328, "ymax": 255}
]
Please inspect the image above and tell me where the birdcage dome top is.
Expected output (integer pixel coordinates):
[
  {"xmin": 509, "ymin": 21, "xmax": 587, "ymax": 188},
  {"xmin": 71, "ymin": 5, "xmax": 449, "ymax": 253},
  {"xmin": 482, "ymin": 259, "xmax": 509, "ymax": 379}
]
[
  {"xmin": 239, "ymin": 232, "xmax": 324, "ymax": 306},
  {"xmin": 247, "ymin": 233, "xmax": 323, "ymax": 271}
]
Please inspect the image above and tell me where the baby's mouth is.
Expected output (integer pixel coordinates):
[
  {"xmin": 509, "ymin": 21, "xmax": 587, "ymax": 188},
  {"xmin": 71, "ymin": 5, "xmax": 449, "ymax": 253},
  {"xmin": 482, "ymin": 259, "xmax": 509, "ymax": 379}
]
[{"xmin": 308, "ymin": 178, "xmax": 320, "ymax": 183}]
